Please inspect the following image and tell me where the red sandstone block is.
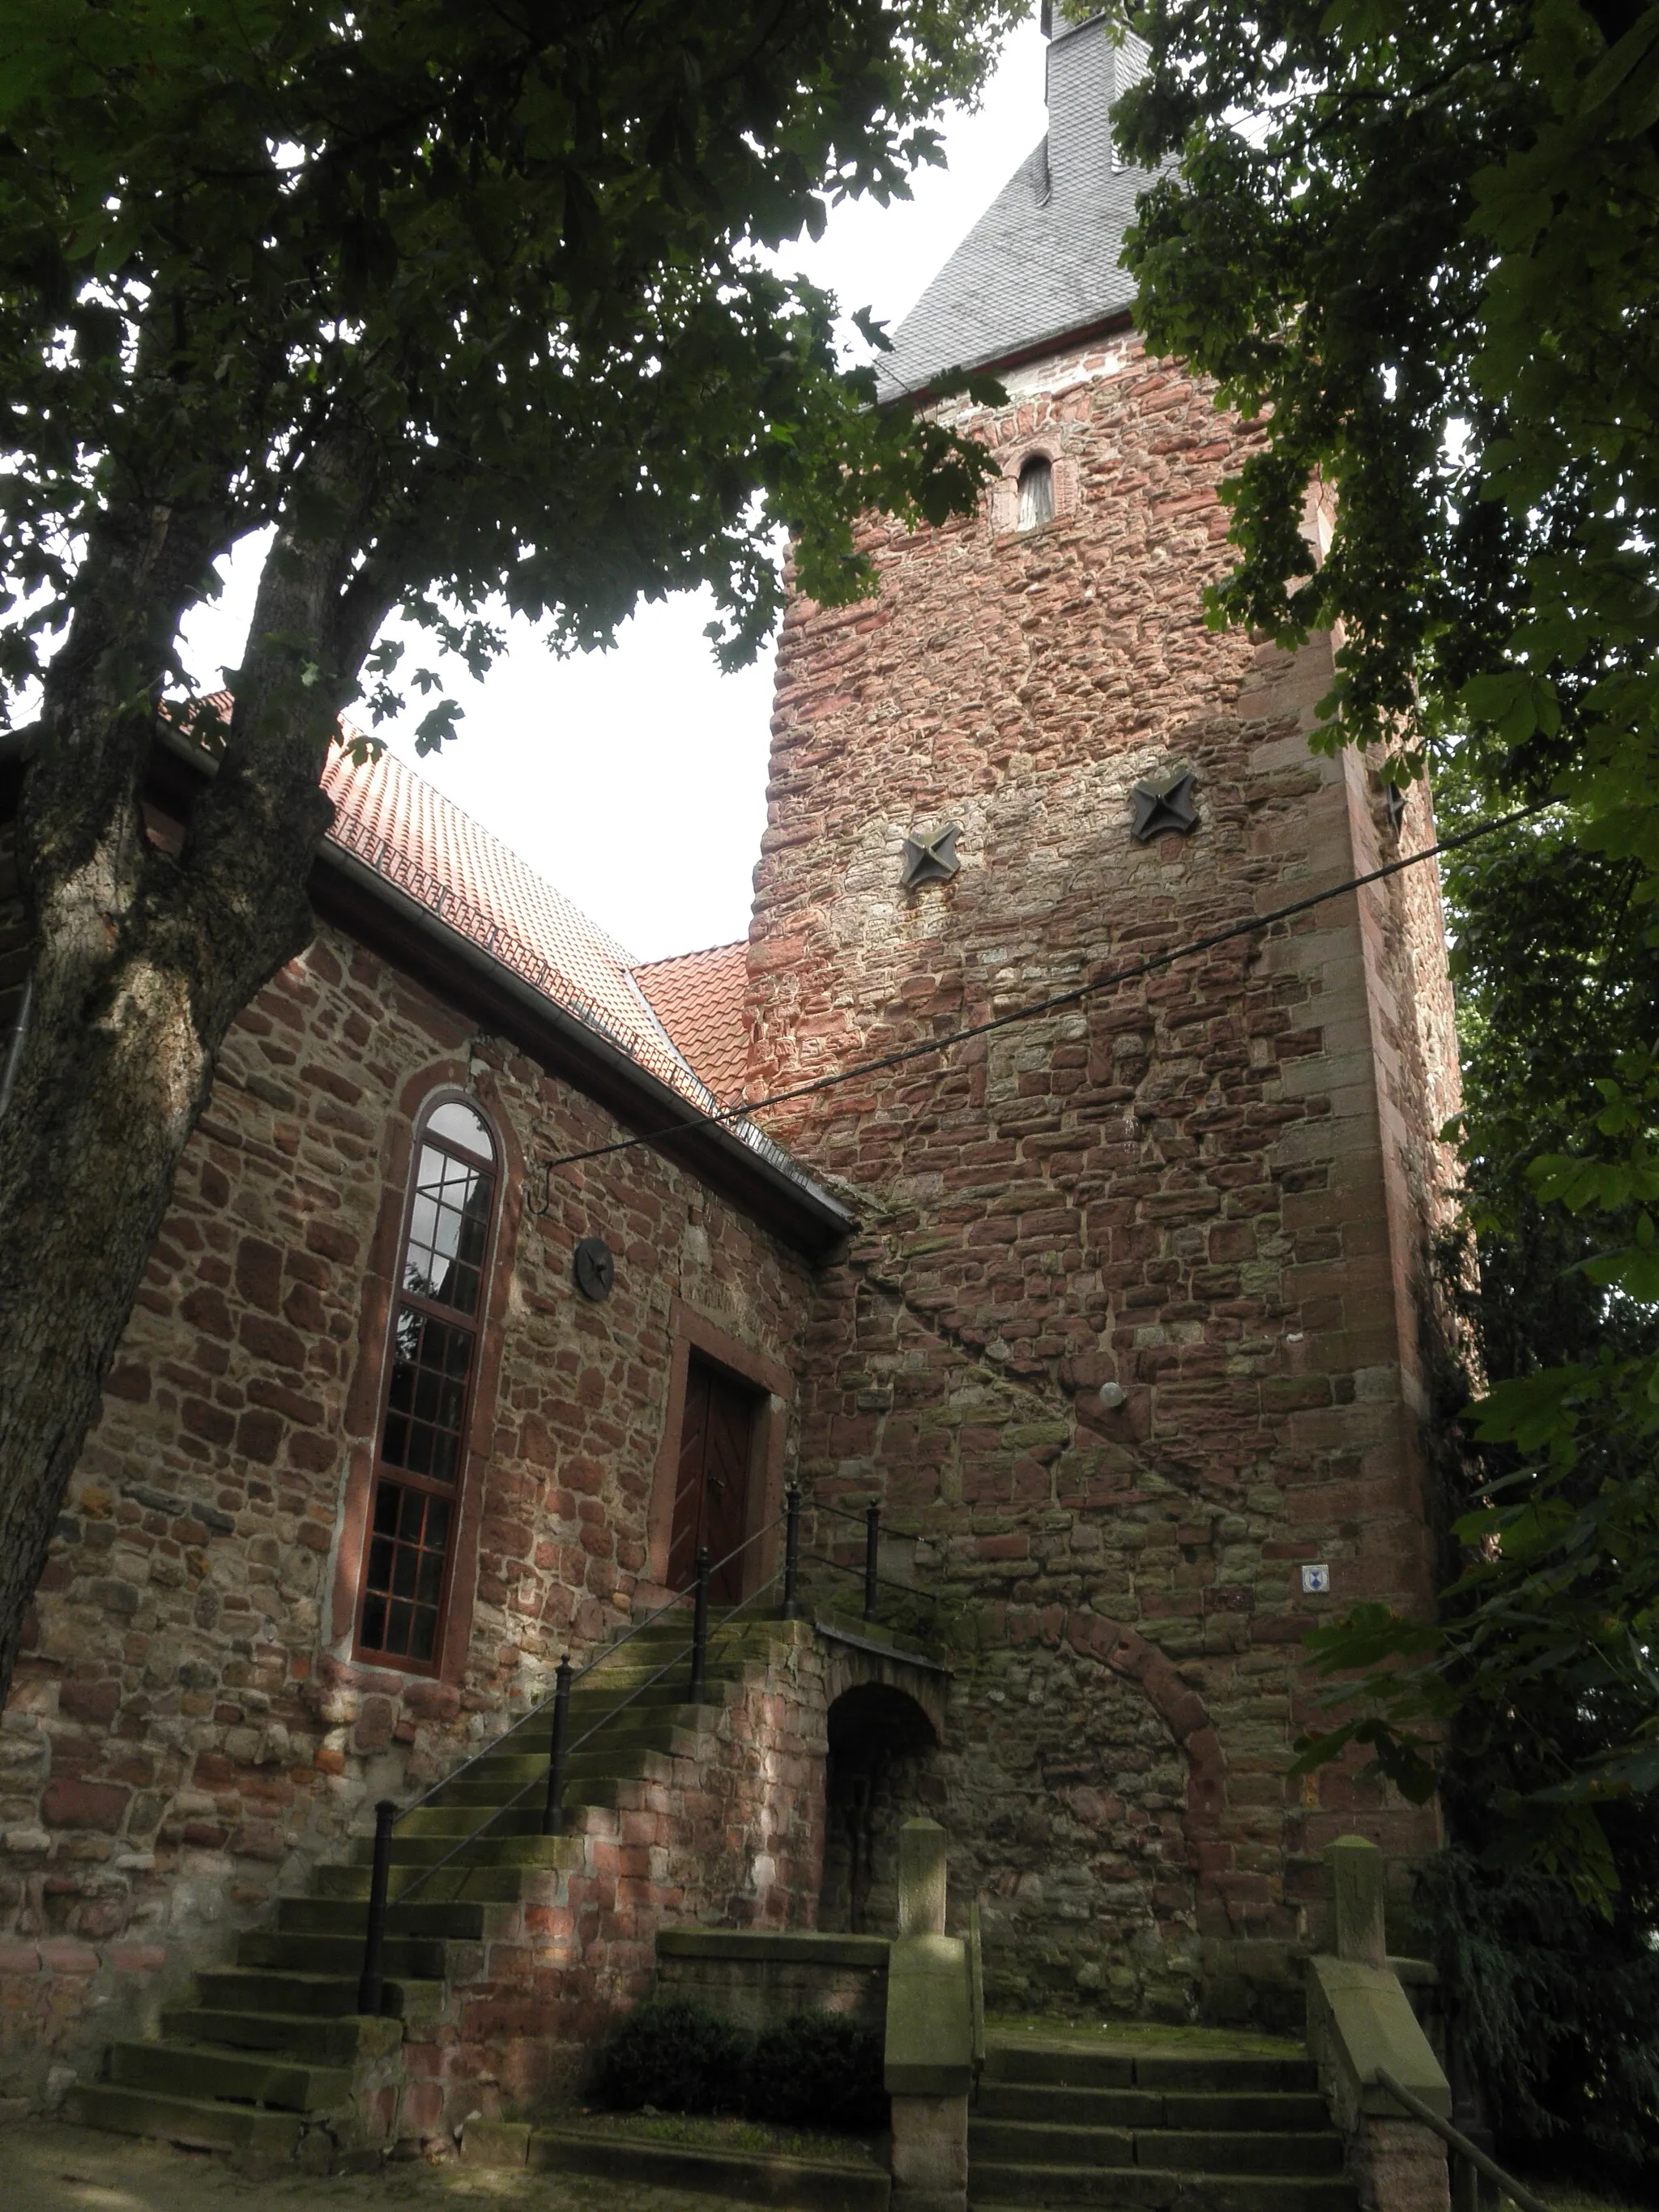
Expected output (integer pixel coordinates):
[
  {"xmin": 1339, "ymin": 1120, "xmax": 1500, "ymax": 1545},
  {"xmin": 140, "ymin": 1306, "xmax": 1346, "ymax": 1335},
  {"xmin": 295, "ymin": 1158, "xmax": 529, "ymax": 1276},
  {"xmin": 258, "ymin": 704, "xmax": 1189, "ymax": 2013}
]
[
  {"xmin": 181, "ymin": 1396, "xmax": 236, "ymax": 1447},
  {"xmin": 42, "ymin": 1777, "xmax": 130, "ymax": 1831},
  {"xmin": 234, "ymin": 1237, "xmax": 284, "ymax": 1313},
  {"xmin": 37, "ymin": 1939, "xmax": 100, "ymax": 1974},
  {"xmin": 105, "ymin": 1362, "xmax": 152, "ymax": 1403},
  {"xmin": 239, "ymin": 1313, "xmax": 307, "ymax": 1370},
  {"xmin": 0, "ymin": 1942, "xmax": 41, "ymax": 1974},
  {"xmin": 59, "ymin": 1678, "xmax": 121, "ymax": 1728},
  {"xmin": 305, "ymin": 1219, "xmax": 358, "ymax": 1264},
  {"xmin": 232, "ymin": 1820, "xmax": 288, "ymax": 1862},
  {"xmin": 976, "ymin": 1534, "xmax": 1029, "ymax": 1562},
  {"xmin": 107, "ymin": 1943, "xmax": 167, "ymax": 1973}
]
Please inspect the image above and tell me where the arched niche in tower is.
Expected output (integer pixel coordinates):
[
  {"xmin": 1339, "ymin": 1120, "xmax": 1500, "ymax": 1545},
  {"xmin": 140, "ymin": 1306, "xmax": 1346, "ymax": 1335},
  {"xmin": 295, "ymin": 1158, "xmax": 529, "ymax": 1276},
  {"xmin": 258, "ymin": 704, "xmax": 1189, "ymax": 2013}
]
[{"xmin": 818, "ymin": 1681, "xmax": 941, "ymax": 1937}]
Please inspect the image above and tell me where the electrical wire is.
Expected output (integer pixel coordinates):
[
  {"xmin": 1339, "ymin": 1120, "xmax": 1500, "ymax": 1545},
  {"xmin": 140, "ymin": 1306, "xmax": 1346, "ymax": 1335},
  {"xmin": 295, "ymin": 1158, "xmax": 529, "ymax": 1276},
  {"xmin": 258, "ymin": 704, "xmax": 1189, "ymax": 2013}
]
[{"xmin": 540, "ymin": 795, "xmax": 1557, "ymax": 1189}]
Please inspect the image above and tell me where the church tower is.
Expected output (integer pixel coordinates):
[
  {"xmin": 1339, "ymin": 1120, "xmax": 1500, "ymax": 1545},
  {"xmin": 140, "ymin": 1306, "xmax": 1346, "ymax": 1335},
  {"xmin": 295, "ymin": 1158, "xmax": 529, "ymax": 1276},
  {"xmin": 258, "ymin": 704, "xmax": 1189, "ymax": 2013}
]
[{"xmin": 747, "ymin": 13, "xmax": 1459, "ymax": 2019}]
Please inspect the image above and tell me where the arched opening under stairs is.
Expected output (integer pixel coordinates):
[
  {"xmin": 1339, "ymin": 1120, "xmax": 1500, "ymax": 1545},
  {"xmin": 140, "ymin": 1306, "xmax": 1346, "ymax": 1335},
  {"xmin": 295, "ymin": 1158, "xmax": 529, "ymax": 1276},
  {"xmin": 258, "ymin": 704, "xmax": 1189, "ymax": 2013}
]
[{"xmin": 818, "ymin": 1681, "xmax": 941, "ymax": 1936}]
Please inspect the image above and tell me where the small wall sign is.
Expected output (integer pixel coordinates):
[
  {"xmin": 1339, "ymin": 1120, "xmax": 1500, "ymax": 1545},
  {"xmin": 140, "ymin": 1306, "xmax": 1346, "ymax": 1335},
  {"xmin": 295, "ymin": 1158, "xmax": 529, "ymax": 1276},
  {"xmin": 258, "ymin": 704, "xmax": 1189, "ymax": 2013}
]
[{"xmin": 1301, "ymin": 1563, "xmax": 1331, "ymax": 1596}]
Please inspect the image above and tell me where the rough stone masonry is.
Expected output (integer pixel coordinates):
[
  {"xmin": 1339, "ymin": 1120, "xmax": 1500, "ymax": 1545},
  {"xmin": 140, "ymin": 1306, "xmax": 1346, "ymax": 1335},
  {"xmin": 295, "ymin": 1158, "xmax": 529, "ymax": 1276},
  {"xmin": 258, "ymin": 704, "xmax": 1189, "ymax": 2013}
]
[
  {"xmin": 0, "ymin": 6, "xmax": 1465, "ymax": 2115},
  {"xmin": 744, "ymin": 318, "xmax": 1458, "ymax": 2023}
]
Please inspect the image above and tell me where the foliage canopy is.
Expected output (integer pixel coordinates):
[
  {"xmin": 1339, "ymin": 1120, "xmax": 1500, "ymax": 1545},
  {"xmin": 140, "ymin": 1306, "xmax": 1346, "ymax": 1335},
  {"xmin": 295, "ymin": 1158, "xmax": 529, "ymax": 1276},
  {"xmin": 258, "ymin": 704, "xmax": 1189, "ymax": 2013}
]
[
  {"xmin": 0, "ymin": 0, "xmax": 1018, "ymax": 727},
  {"xmin": 1106, "ymin": 0, "xmax": 1659, "ymax": 1894},
  {"xmin": 0, "ymin": 0, "xmax": 1021, "ymax": 1715}
]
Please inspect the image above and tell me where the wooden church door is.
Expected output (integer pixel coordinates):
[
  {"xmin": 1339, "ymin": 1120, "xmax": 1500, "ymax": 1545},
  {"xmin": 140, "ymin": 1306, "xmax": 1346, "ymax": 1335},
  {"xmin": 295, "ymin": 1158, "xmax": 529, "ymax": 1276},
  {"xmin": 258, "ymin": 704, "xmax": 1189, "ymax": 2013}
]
[{"xmin": 669, "ymin": 1354, "xmax": 758, "ymax": 1600}]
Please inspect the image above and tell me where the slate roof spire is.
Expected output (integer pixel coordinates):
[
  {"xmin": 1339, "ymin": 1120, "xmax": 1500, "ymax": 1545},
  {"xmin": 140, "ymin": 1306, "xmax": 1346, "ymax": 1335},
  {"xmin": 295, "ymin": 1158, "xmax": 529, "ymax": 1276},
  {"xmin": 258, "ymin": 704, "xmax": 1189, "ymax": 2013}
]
[{"xmin": 875, "ymin": 11, "xmax": 1151, "ymax": 401}]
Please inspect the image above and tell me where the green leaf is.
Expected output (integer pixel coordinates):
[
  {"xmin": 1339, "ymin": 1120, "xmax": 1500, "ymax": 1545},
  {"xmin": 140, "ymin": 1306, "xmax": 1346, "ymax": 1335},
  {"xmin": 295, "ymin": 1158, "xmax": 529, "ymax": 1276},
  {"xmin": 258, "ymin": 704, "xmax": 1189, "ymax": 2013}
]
[{"xmin": 1577, "ymin": 6, "xmax": 1659, "ymax": 114}]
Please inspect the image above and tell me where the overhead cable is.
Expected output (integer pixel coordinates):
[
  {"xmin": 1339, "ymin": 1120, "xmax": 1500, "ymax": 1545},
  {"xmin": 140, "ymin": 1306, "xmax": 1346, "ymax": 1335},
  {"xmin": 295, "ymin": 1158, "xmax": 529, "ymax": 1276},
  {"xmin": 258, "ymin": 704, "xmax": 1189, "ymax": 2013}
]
[{"xmin": 539, "ymin": 795, "xmax": 1556, "ymax": 1189}]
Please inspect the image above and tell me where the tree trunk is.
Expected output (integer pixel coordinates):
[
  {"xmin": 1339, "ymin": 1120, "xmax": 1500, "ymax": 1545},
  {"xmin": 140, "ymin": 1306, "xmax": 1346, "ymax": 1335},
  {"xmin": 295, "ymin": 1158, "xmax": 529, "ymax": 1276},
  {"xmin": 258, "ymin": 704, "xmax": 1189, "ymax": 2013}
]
[{"xmin": 0, "ymin": 442, "xmax": 391, "ymax": 1704}]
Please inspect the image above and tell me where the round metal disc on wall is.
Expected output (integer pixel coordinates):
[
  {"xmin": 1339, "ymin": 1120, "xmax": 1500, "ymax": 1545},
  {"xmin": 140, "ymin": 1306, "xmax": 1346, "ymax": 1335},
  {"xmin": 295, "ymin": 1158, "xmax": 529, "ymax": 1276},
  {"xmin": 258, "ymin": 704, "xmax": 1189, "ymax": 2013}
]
[{"xmin": 573, "ymin": 1235, "xmax": 614, "ymax": 1301}]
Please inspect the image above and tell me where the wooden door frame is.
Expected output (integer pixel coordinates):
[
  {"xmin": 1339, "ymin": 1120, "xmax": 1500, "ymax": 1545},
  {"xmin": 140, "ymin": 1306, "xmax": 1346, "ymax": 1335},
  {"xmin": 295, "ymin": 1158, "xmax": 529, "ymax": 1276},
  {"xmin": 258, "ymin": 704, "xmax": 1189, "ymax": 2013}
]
[{"xmin": 647, "ymin": 1300, "xmax": 792, "ymax": 1603}]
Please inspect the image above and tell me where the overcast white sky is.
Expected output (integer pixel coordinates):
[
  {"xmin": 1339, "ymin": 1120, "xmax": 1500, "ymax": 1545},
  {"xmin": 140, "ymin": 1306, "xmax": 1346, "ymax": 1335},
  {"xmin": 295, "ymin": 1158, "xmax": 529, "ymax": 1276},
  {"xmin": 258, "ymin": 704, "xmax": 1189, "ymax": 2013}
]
[{"xmin": 177, "ymin": 15, "xmax": 1051, "ymax": 964}]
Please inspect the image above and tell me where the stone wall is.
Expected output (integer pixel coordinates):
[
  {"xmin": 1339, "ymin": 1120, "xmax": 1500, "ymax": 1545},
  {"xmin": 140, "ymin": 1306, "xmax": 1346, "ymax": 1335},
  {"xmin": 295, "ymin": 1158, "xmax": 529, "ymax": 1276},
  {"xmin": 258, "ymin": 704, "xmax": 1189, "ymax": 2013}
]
[
  {"xmin": 0, "ymin": 923, "xmax": 817, "ymax": 2102},
  {"xmin": 401, "ymin": 1622, "xmax": 831, "ymax": 2129},
  {"xmin": 654, "ymin": 1926, "xmax": 890, "ymax": 2035},
  {"xmin": 747, "ymin": 329, "xmax": 1456, "ymax": 2023}
]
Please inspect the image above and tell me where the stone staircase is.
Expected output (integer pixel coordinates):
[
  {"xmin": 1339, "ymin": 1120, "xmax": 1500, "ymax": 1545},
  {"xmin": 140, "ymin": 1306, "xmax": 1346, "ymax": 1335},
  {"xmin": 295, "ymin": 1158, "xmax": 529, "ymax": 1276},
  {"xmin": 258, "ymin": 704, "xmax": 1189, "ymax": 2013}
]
[
  {"xmin": 64, "ymin": 1618, "xmax": 756, "ymax": 2166},
  {"xmin": 970, "ymin": 2035, "xmax": 1357, "ymax": 2212}
]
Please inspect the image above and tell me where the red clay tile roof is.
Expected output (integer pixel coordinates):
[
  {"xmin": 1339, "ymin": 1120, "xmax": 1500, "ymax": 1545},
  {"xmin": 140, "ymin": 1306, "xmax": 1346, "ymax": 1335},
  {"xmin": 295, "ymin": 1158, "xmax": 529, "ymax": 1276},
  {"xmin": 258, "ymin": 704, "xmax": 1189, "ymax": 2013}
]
[
  {"xmin": 321, "ymin": 737, "xmax": 706, "ymax": 1101},
  {"xmin": 636, "ymin": 942, "xmax": 751, "ymax": 1107},
  {"xmin": 179, "ymin": 698, "xmax": 820, "ymax": 1201},
  {"xmin": 195, "ymin": 693, "xmax": 714, "ymax": 1110}
]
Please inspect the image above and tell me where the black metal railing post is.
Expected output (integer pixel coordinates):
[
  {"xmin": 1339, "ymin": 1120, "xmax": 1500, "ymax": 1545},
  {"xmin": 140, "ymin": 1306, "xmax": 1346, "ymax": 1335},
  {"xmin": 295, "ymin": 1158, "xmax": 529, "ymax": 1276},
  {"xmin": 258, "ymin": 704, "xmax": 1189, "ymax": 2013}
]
[
  {"xmin": 540, "ymin": 1654, "xmax": 572, "ymax": 1835},
  {"xmin": 688, "ymin": 1547, "xmax": 710, "ymax": 1703},
  {"xmin": 782, "ymin": 1486, "xmax": 802, "ymax": 1620},
  {"xmin": 356, "ymin": 1798, "xmax": 395, "ymax": 2016},
  {"xmin": 864, "ymin": 1502, "xmax": 881, "ymax": 1620}
]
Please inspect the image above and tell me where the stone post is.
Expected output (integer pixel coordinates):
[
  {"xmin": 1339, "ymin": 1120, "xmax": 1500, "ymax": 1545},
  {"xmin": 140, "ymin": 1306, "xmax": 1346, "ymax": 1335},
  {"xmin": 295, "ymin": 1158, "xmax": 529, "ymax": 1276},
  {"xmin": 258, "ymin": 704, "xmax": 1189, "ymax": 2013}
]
[
  {"xmin": 1328, "ymin": 1833, "xmax": 1388, "ymax": 1967},
  {"xmin": 885, "ymin": 1819, "xmax": 971, "ymax": 2212},
  {"xmin": 1308, "ymin": 1837, "xmax": 1449, "ymax": 2212},
  {"xmin": 897, "ymin": 1817, "xmax": 948, "ymax": 1937}
]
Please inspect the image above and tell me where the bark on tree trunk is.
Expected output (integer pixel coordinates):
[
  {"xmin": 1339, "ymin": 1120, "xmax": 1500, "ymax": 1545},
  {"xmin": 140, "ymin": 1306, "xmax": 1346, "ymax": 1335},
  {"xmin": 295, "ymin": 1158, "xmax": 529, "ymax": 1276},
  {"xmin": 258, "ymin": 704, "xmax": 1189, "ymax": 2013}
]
[{"xmin": 0, "ymin": 437, "xmax": 391, "ymax": 1703}]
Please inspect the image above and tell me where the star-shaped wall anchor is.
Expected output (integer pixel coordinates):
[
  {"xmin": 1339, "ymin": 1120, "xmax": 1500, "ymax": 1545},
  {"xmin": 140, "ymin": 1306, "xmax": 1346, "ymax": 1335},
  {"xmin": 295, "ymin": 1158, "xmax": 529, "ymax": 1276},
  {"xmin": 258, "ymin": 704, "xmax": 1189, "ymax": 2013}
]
[
  {"xmin": 900, "ymin": 823, "xmax": 962, "ymax": 889},
  {"xmin": 1384, "ymin": 782, "xmax": 1408, "ymax": 837},
  {"xmin": 1130, "ymin": 768, "xmax": 1200, "ymax": 843}
]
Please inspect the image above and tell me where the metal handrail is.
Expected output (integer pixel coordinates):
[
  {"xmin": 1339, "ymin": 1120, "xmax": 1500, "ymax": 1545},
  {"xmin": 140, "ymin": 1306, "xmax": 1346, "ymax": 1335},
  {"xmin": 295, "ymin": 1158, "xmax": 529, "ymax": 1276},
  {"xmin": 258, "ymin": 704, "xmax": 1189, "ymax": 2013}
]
[
  {"xmin": 967, "ymin": 1895, "xmax": 986, "ymax": 2071},
  {"xmin": 800, "ymin": 1549, "xmax": 956, "ymax": 1620},
  {"xmin": 353, "ymin": 1483, "xmax": 953, "ymax": 2011},
  {"xmin": 386, "ymin": 1509, "xmax": 787, "ymax": 1833},
  {"xmin": 1375, "ymin": 2070, "xmax": 1553, "ymax": 2212},
  {"xmin": 353, "ymin": 1507, "xmax": 787, "ymax": 2010},
  {"xmin": 390, "ymin": 1564, "xmax": 789, "ymax": 1907},
  {"xmin": 801, "ymin": 1495, "xmax": 959, "ymax": 1630}
]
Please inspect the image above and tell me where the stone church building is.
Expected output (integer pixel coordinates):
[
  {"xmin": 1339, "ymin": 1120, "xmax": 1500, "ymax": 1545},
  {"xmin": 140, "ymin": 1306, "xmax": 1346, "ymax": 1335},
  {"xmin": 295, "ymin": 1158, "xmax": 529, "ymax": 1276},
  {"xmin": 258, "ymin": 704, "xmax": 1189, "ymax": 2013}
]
[{"xmin": 0, "ymin": 10, "xmax": 1456, "ymax": 2149}]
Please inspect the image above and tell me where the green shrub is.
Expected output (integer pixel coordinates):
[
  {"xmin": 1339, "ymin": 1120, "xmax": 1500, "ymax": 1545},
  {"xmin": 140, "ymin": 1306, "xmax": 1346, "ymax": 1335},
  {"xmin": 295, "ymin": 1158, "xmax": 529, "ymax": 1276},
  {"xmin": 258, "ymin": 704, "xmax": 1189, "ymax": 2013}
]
[
  {"xmin": 593, "ymin": 1998, "xmax": 754, "ymax": 2116},
  {"xmin": 747, "ymin": 2011, "xmax": 887, "ymax": 2132}
]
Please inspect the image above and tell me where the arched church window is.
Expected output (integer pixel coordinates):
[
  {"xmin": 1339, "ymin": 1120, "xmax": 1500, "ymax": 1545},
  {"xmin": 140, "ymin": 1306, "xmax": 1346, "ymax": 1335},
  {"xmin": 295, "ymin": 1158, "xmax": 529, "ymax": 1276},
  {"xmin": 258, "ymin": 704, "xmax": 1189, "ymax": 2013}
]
[
  {"xmin": 1018, "ymin": 454, "xmax": 1055, "ymax": 530},
  {"xmin": 356, "ymin": 1095, "xmax": 499, "ymax": 1670}
]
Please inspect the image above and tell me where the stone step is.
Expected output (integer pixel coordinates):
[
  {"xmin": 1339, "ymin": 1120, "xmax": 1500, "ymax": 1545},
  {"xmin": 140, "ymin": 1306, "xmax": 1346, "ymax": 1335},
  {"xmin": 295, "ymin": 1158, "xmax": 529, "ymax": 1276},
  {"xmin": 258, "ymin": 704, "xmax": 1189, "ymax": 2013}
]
[
  {"xmin": 195, "ymin": 1966, "xmax": 365, "ymax": 2018},
  {"xmin": 504, "ymin": 1659, "xmax": 744, "ymax": 1707},
  {"xmin": 1132, "ymin": 2056, "xmax": 1320, "ymax": 2095},
  {"xmin": 464, "ymin": 2118, "xmax": 889, "ymax": 2212},
  {"xmin": 433, "ymin": 1750, "xmax": 686, "ymax": 1804},
  {"xmin": 966, "ymin": 2168, "xmax": 1357, "ymax": 2211},
  {"xmin": 62, "ymin": 2082, "xmax": 304, "ymax": 2161},
  {"xmin": 968, "ymin": 2120, "xmax": 1345, "ymax": 2176},
  {"xmin": 967, "ymin": 2120, "xmax": 1130, "ymax": 2169},
  {"xmin": 1145, "ymin": 2133, "xmax": 1346, "ymax": 2177},
  {"xmin": 974, "ymin": 2085, "xmax": 1335, "ymax": 2133},
  {"xmin": 394, "ymin": 1804, "xmax": 555, "ymax": 1840},
  {"xmin": 346, "ymin": 1827, "xmax": 588, "ymax": 1869},
  {"xmin": 1158, "ymin": 2094, "xmax": 1333, "ymax": 2134},
  {"xmin": 107, "ymin": 2035, "xmax": 354, "ymax": 2114},
  {"xmin": 59, "ymin": 1613, "xmax": 808, "ymax": 2163},
  {"xmin": 975, "ymin": 2087, "xmax": 1163, "ymax": 2129},
  {"xmin": 396, "ymin": 1787, "xmax": 643, "ymax": 1839},
  {"xmin": 454, "ymin": 1728, "xmax": 701, "ymax": 1781},
  {"xmin": 240, "ymin": 1927, "xmax": 450, "ymax": 1980},
  {"xmin": 981, "ymin": 2044, "xmax": 1318, "ymax": 2095},
  {"xmin": 489, "ymin": 1688, "xmax": 705, "ymax": 1739},
  {"xmin": 160, "ymin": 2003, "xmax": 394, "ymax": 2066},
  {"xmin": 278, "ymin": 1894, "xmax": 488, "ymax": 1942},
  {"xmin": 312, "ymin": 1859, "xmax": 538, "ymax": 1905}
]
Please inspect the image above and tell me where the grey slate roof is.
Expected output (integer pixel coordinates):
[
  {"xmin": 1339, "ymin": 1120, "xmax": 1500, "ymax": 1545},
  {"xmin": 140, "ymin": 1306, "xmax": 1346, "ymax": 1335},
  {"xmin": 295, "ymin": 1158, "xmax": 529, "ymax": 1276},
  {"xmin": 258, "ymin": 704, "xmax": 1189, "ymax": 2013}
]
[{"xmin": 876, "ymin": 15, "xmax": 1154, "ymax": 401}]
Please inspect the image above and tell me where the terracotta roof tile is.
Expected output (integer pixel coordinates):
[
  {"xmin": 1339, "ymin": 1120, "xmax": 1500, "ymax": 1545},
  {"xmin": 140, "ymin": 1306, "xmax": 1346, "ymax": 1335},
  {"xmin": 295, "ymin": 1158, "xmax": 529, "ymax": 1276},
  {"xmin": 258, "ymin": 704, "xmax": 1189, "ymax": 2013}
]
[
  {"xmin": 320, "ymin": 735, "xmax": 693, "ymax": 1073},
  {"xmin": 183, "ymin": 701, "xmax": 811, "ymax": 1188},
  {"xmin": 636, "ymin": 942, "xmax": 751, "ymax": 1106}
]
